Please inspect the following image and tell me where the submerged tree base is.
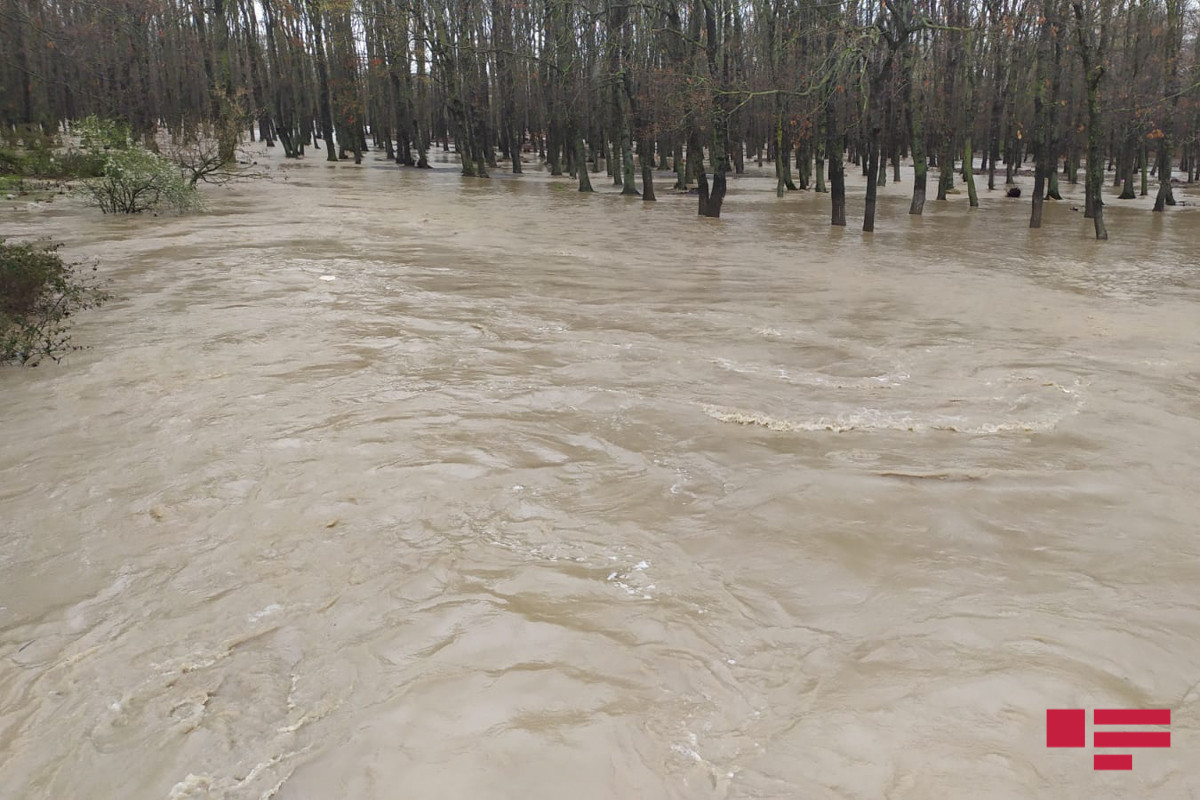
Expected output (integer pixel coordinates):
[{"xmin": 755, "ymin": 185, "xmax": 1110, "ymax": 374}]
[{"xmin": 0, "ymin": 239, "xmax": 110, "ymax": 366}]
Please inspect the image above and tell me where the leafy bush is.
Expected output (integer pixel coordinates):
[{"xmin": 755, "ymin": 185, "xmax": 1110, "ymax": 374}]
[
  {"xmin": 5, "ymin": 118, "xmax": 208, "ymax": 210},
  {"xmin": 76, "ymin": 115, "xmax": 133, "ymax": 153},
  {"xmin": 46, "ymin": 150, "xmax": 106, "ymax": 179},
  {"xmin": 83, "ymin": 146, "xmax": 200, "ymax": 214},
  {"xmin": 74, "ymin": 117, "xmax": 197, "ymax": 213},
  {"xmin": 0, "ymin": 148, "xmax": 19, "ymax": 175},
  {"xmin": 1, "ymin": 148, "xmax": 104, "ymax": 180},
  {"xmin": 0, "ymin": 119, "xmax": 106, "ymax": 180},
  {"xmin": 0, "ymin": 238, "xmax": 110, "ymax": 366}
]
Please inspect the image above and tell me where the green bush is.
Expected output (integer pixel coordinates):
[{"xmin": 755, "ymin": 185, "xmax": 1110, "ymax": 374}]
[
  {"xmin": 15, "ymin": 124, "xmax": 58, "ymax": 151},
  {"xmin": 0, "ymin": 118, "xmax": 125, "ymax": 181},
  {"xmin": 83, "ymin": 146, "xmax": 200, "ymax": 214},
  {"xmin": 3, "ymin": 118, "xmax": 201, "ymax": 209},
  {"xmin": 39, "ymin": 149, "xmax": 105, "ymax": 179},
  {"xmin": 0, "ymin": 139, "xmax": 105, "ymax": 180},
  {"xmin": 0, "ymin": 148, "xmax": 19, "ymax": 175},
  {"xmin": 4, "ymin": 148, "xmax": 104, "ymax": 180},
  {"xmin": 0, "ymin": 238, "xmax": 110, "ymax": 366},
  {"xmin": 76, "ymin": 116, "xmax": 133, "ymax": 153}
]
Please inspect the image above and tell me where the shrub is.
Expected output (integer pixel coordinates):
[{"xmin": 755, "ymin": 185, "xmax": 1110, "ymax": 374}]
[
  {"xmin": 0, "ymin": 238, "xmax": 110, "ymax": 366},
  {"xmin": 83, "ymin": 146, "xmax": 200, "ymax": 214},
  {"xmin": 76, "ymin": 115, "xmax": 133, "ymax": 153},
  {"xmin": 0, "ymin": 148, "xmax": 19, "ymax": 175},
  {"xmin": 15, "ymin": 124, "xmax": 58, "ymax": 151},
  {"xmin": 5, "ymin": 118, "xmax": 209, "ymax": 210},
  {"xmin": 4, "ymin": 148, "xmax": 105, "ymax": 180},
  {"xmin": 57, "ymin": 150, "xmax": 107, "ymax": 178},
  {"xmin": 0, "ymin": 130, "xmax": 105, "ymax": 180}
]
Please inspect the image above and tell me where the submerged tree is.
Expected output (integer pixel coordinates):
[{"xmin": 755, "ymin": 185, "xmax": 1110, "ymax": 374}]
[{"xmin": 2, "ymin": 0, "xmax": 1196, "ymax": 237}]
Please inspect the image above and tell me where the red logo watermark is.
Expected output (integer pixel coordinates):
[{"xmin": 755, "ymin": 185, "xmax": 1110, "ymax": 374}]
[{"xmin": 1046, "ymin": 709, "xmax": 1171, "ymax": 770}]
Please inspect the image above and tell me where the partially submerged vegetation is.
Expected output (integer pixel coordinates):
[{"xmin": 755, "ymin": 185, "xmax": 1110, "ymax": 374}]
[
  {"xmin": 0, "ymin": 238, "xmax": 109, "ymax": 366},
  {"xmin": 75, "ymin": 118, "xmax": 202, "ymax": 215},
  {"xmin": 4, "ymin": 0, "xmax": 1196, "ymax": 238},
  {"xmin": 0, "ymin": 0, "xmax": 1194, "ymax": 369},
  {"xmin": 1, "ymin": 117, "xmax": 263, "ymax": 213},
  {"xmin": 83, "ymin": 144, "xmax": 202, "ymax": 214},
  {"xmin": 0, "ymin": 125, "xmax": 104, "ymax": 184},
  {"xmin": 0, "ymin": 122, "xmax": 261, "ymax": 366}
]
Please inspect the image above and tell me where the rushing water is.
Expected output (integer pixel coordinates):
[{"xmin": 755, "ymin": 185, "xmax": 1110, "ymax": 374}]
[{"xmin": 2, "ymin": 152, "xmax": 1199, "ymax": 799}]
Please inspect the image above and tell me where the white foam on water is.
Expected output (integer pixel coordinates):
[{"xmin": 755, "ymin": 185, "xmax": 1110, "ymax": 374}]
[
  {"xmin": 606, "ymin": 559, "xmax": 655, "ymax": 600},
  {"xmin": 703, "ymin": 401, "xmax": 1080, "ymax": 435},
  {"xmin": 166, "ymin": 774, "xmax": 213, "ymax": 800},
  {"xmin": 248, "ymin": 603, "xmax": 283, "ymax": 623},
  {"xmin": 711, "ymin": 356, "xmax": 909, "ymax": 389}
]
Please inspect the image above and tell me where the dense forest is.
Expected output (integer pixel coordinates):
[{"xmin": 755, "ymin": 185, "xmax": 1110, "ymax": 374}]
[{"xmin": 1, "ymin": 0, "xmax": 1197, "ymax": 238}]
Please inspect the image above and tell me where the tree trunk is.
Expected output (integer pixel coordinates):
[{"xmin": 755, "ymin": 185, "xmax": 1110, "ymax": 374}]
[
  {"xmin": 964, "ymin": 136, "xmax": 978, "ymax": 208},
  {"xmin": 1118, "ymin": 135, "xmax": 1137, "ymax": 198},
  {"xmin": 576, "ymin": 133, "xmax": 593, "ymax": 192},
  {"xmin": 815, "ymin": 139, "xmax": 827, "ymax": 193},
  {"xmin": 1046, "ymin": 166, "xmax": 1061, "ymax": 200},
  {"xmin": 863, "ymin": 140, "xmax": 879, "ymax": 232},
  {"xmin": 1153, "ymin": 0, "xmax": 1182, "ymax": 211},
  {"xmin": 641, "ymin": 137, "xmax": 656, "ymax": 201},
  {"xmin": 1154, "ymin": 143, "xmax": 1175, "ymax": 211},
  {"xmin": 937, "ymin": 141, "xmax": 953, "ymax": 200},
  {"xmin": 1030, "ymin": 6, "xmax": 1053, "ymax": 228},
  {"xmin": 826, "ymin": 94, "xmax": 845, "ymax": 226},
  {"xmin": 692, "ymin": 132, "xmax": 711, "ymax": 215},
  {"xmin": 909, "ymin": 103, "xmax": 927, "ymax": 214},
  {"xmin": 1073, "ymin": 0, "xmax": 1109, "ymax": 239},
  {"xmin": 699, "ymin": 0, "xmax": 727, "ymax": 218},
  {"xmin": 307, "ymin": 1, "xmax": 338, "ymax": 162},
  {"xmin": 1031, "ymin": 165, "xmax": 1045, "ymax": 227}
]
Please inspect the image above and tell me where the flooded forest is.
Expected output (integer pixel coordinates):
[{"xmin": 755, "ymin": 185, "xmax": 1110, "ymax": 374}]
[{"xmin": 2, "ymin": 0, "xmax": 1200, "ymax": 798}]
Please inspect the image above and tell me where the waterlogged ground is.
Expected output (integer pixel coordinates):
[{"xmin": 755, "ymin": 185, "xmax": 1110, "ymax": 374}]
[{"xmin": 2, "ymin": 150, "xmax": 1199, "ymax": 799}]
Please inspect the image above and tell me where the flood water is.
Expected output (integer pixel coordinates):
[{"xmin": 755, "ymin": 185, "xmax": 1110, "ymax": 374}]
[{"xmin": 2, "ymin": 151, "xmax": 1199, "ymax": 799}]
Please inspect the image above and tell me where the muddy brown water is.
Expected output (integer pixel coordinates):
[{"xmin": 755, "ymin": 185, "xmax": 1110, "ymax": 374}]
[{"xmin": 2, "ymin": 152, "xmax": 1199, "ymax": 799}]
